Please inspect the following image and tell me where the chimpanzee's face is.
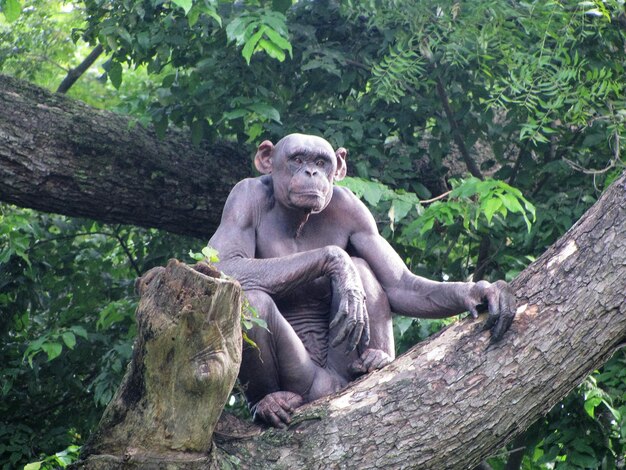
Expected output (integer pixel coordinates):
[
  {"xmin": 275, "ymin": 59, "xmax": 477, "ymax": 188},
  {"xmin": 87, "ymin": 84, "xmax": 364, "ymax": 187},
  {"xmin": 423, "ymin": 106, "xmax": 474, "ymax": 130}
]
[{"xmin": 271, "ymin": 134, "xmax": 341, "ymax": 214}]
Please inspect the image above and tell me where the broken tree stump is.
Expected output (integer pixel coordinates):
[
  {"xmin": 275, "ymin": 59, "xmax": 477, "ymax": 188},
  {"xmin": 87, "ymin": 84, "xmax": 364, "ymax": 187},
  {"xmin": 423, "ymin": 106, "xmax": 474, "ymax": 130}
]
[{"xmin": 76, "ymin": 259, "xmax": 242, "ymax": 468}]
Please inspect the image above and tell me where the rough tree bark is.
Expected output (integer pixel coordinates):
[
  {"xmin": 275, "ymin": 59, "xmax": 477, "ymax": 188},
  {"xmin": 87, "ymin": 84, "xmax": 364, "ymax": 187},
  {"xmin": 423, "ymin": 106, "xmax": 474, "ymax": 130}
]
[
  {"xmin": 76, "ymin": 172, "xmax": 626, "ymax": 469},
  {"xmin": 0, "ymin": 74, "xmax": 251, "ymax": 238}
]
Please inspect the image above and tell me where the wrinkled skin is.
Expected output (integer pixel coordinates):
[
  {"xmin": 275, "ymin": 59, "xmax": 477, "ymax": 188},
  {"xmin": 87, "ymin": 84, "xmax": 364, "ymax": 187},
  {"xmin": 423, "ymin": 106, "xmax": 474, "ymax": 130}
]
[{"xmin": 209, "ymin": 133, "xmax": 516, "ymax": 428}]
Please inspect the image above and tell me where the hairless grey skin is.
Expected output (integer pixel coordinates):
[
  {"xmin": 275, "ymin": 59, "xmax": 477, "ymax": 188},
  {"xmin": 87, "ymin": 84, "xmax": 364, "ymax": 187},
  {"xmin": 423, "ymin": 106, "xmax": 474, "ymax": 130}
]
[{"xmin": 208, "ymin": 133, "xmax": 516, "ymax": 428}]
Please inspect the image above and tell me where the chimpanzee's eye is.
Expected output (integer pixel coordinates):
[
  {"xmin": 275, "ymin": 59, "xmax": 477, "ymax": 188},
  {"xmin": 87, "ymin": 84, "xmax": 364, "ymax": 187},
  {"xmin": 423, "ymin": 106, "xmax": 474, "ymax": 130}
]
[
  {"xmin": 294, "ymin": 157, "xmax": 303, "ymax": 164},
  {"xmin": 316, "ymin": 159, "xmax": 325, "ymax": 167}
]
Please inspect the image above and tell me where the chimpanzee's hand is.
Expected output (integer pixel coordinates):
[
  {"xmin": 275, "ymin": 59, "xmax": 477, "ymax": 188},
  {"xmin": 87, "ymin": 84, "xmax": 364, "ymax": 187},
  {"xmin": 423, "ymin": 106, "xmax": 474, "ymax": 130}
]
[
  {"xmin": 253, "ymin": 391, "xmax": 304, "ymax": 429},
  {"xmin": 330, "ymin": 287, "xmax": 370, "ymax": 353},
  {"xmin": 349, "ymin": 348, "xmax": 393, "ymax": 376},
  {"xmin": 465, "ymin": 280, "xmax": 516, "ymax": 342}
]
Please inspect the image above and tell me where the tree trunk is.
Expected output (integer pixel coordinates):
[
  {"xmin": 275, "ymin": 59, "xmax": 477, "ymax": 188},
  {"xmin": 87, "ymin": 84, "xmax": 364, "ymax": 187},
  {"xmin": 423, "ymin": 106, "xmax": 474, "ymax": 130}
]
[
  {"xmin": 0, "ymin": 74, "xmax": 252, "ymax": 239},
  {"xmin": 75, "ymin": 172, "xmax": 626, "ymax": 469},
  {"xmin": 78, "ymin": 260, "xmax": 242, "ymax": 469}
]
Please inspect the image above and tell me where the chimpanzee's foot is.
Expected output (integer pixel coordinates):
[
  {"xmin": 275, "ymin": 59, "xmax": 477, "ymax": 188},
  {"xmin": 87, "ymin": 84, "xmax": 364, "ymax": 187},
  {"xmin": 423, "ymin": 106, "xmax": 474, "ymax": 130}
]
[
  {"xmin": 252, "ymin": 391, "xmax": 304, "ymax": 429},
  {"xmin": 349, "ymin": 348, "xmax": 393, "ymax": 376}
]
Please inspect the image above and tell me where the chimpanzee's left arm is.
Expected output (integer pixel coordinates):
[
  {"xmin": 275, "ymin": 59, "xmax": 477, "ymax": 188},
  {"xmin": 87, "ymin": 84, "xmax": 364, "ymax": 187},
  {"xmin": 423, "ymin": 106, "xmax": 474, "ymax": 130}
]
[{"xmin": 341, "ymin": 188, "xmax": 516, "ymax": 341}]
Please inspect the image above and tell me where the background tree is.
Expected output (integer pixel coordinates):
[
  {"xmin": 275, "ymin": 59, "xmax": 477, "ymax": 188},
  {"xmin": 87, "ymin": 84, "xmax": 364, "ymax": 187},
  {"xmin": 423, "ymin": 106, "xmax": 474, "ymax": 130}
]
[{"xmin": 0, "ymin": 0, "xmax": 625, "ymax": 468}]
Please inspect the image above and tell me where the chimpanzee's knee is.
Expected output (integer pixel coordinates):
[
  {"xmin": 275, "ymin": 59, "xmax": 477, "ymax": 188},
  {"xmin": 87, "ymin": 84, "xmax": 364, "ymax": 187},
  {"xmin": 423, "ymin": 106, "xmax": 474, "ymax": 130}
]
[
  {"xmin": 243, "ymin": 290, "xmax": 281, "ymax": 334},
  {"xmin": 244, "ymin": 289, "xmax": 274, "ymax": 318}
]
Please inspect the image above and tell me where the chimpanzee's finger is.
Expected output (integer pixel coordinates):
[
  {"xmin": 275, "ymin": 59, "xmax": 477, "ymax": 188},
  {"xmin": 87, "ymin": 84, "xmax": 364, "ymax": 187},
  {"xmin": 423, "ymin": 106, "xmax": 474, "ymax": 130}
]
[
  {"xmin": 329, "ymin": 305, "xmax": 346, "ymax": 330},
  {"xmin": 360, "ymin": 311, "xmax": 371, "ymax": 350},
  {"xmin": 344, "ymin": 296, "xmax": 365, "ymax": 351},
  {"xmin": 482, "ymin": 310, "xmax": 498, "ymax": 332},
  {"xmin": 376, "ymin": 354, "xmax": 393, "ymax": 370},
  {"xmin": 268, "ymin": 411, "xmax": 287, "ymax": 429},
  {"xmin": 490, "ymin": 286, "xmax": 516, "ymax": 342},
  {"xmin": 256, "ymin": 399, "xmax": 287, "ymax": 429},
  {"xmin": 372, "ymin": 353, "xmax": 392, "ymax": 371},
  {"xmin": 468, "ymin": 303, "xmax": 480, "ymax": 320},
  {"xmin": 361, "ymin": 350, "xmax": 376, "ymax": 371},
  {"xmin": 349, "ymin": 356, "xmax": 366, "ymax": 374},
  {"xmin": 331, "ymin": 296, "xmax": 355, "ymax": 347},
  {"xmin": 276, "ymin": 396, "xmax": 293, "ymax": 413},
  {"xmin": 273, "ymin": 405, "xmax": 292, "ymax": 425},
  {"xmin": 346, "ymin": 320, "xmax": 364, "ymax": 352},
  {"xmin": 481, "ymin": 285, "xmax": 500, "ymax": 332},
  {"xmin": 357, "ymin": 300, "xmax": 370, "ymax": 349},
  {"xmin": 331, "ymin": 319, "xmax": 350, "ymax": 347}
]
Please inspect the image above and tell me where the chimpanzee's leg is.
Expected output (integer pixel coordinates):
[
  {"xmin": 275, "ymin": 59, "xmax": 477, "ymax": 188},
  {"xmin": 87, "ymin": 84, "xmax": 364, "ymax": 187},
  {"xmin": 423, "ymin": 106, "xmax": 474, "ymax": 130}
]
[
  {"xmin": 353, "ymin": 257, "xmax": 395, "ymax": 356},
  {"xmin": 327, "ymin": 257, "xmax": 395, "ymax": 380},
  {"xmin": 240, "ymin": 290, "xmax": 346, "ymax": 426}
]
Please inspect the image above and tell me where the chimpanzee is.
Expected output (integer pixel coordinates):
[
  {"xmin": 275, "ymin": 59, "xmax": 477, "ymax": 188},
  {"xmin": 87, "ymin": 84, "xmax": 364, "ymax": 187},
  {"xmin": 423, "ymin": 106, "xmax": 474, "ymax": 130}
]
[{"xmin": 208, "ymin": 133, "xmax": 515, "ymax": 428}]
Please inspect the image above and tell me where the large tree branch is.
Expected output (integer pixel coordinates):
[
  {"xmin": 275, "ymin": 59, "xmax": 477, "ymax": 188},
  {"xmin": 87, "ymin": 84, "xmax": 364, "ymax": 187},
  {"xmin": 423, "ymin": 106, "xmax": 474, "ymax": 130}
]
[
  {"xmin": 77, "ymin": 172, "xmax": 626, "ymax": 469},
  {"xmin": 0, "ymin": 74, "xmax": 252, "ymax": 239},
  {"xmin": 221, "ymin": 172, "xmax": 626, "ymax": 469}
]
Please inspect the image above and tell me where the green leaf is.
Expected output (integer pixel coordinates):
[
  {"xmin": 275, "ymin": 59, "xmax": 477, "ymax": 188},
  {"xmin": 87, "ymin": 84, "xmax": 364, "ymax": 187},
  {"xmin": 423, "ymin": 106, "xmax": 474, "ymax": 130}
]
[
  {"xmin": 393, "ymin": 315, "xmax": 415, "ymax": 336},
  {"xmin": 584, "ymin": 396, "xmax": 602, "ymax": 418},
  {"xmin": 200, "ymin": 5, "xmax": 222, "ymax": 27},
  {"xmin": 419, "ymin": 217, "xmax": 435, "ymax": 235},
  {"xmin": 249, "ymin": 317, "xmax": 268, "ymax": 329},
  {"xmin": 242, "ymin": 331, "xmax": 258, "ymax": 349},
  {"xmin": 116, "ymin": 26, "xmax": 133, "ymax": 46},
  {"xmin": 259, "ymin": 11, "xmax": 289, "ymax": 36},
  {"xmin": 42, "ymin": 342, "xmax": 63, "ymax": 361},
  {"xmin": 187, "ymin": 7, "xmax": 200, "ymax": 27},
  {"xmin": 62, "ymin": 332, "xmax": 76, "ymax": 349},
  {"xmin": 223, "ymin": 109, "xmax": 248, "ymax": 120},
  {"xmin": 242, "ymin": 27, "xmax": 265, "ymax": 65},
  {"xmin": 450, "ymin": 177, "xmax": 481, "ymax": 198},
  {"xmin": 481, "ymin": 198, "xmax": 503, "ymax": 225},
  {"xmin": 172, "ymin": 0, "xmax": 193, "ymax": 15},
  {"xmin": 390, "ymin": 198, "xmax": 414, "ymax": 223},
  {"xmin": 248, "ymin": 103, "xmax": 281, "ymax": 123},
  {"xmin": 226, "ymin": 16, "xmax": 255, "ymax": 45},
  {"xmin": 0, "ymin": 248, "xmax": 12, "ymax": 263},
  {"xmin": 2, "ymin": 378, "xmax": 12, "ymax": 396},
  {"xmin": 201, "ymin": 246, "xmax": 220, "ymax": 263},
  {"xmin": 568, "ymin": 441, "xmax": 599, "ymax": 467},
  {"xmin": 71, "ymin": 325, "xmax": 88, "ymax": 339},
  {"xmin": 23, "ymin": 336, "xmax": 45, "ymax": 366},
  {"xmin": 24, "ymin": 462, "xmax": 42, "ymax": 470},
  {"xmin": 1, "ymin": 0, "xmax": 21, "ymax": 22},
  {"xmin": 258, "ymin": 38, "xmax": 286, "ymax": 62},
  {"xmin": 108, "ymin": 61, "xmax": 123, "ymax": 89},
  {"xmin": 363, "ymin": 182, "xmax": 383, "ymax": 206},
  {"xmin": 188, "ymin": 249, "xmax": 204, "ymax": 261},
  {"xmin": 498, "ymin": 193, "xmax": 524, "ymax": 214},
  {"xmin": 263, "ymin": 27, "xmax": 292, "ymax": 57}
]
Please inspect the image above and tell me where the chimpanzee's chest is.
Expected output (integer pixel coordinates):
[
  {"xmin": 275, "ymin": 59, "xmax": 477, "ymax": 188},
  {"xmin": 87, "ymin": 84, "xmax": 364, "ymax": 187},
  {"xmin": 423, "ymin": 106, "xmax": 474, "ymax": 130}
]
[
  {"xmin": 255, "ymin": 211, "xmax": 350, "ymax": 259},
  {"xmin": 255, "ymin": 211, "xmax": 345, "ymax": 315}
]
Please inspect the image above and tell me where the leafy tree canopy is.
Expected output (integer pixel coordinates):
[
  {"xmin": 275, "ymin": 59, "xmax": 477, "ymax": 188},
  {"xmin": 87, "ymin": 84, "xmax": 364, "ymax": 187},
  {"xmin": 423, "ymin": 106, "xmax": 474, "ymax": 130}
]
[{"xmin": 1, "ymin": 0, "xmax": 625, "ymax": 468}]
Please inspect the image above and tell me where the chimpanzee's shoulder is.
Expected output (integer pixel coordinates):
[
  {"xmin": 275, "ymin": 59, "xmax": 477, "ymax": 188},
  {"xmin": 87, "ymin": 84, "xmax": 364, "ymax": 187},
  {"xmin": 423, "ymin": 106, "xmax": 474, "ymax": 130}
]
[
  {"xmin": 331, "ymin": 184, "xmax": 365, "ymax": 208},
  {"xmin": 230, "ymin": 175, "xmax": 273, "ymax": 201},
  {"xmin": 329, "ymin": 185, "xmax": 378, "ymax": 232}
]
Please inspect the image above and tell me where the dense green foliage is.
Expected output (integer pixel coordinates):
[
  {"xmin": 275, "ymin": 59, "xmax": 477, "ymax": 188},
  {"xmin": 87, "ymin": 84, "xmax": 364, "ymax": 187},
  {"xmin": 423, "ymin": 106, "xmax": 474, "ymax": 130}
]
[
  {"xmin": 1, "ymin": 0, "xmax": 625, "ymax": 468},
  {"xmin": 0, "ymin": 206, "xmax": 195, "ymax": 469}
]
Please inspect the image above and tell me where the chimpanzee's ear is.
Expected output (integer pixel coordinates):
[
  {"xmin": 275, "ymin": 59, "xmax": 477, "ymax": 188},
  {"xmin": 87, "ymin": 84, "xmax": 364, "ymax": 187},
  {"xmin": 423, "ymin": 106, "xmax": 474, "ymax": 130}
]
[
  {"xmin": 254, "ymin": 140, "xmax": 274, "ymax": 174},
  {"xmin": 334, "ymin": 147, "xmax": 348, "ymax": 181}
]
